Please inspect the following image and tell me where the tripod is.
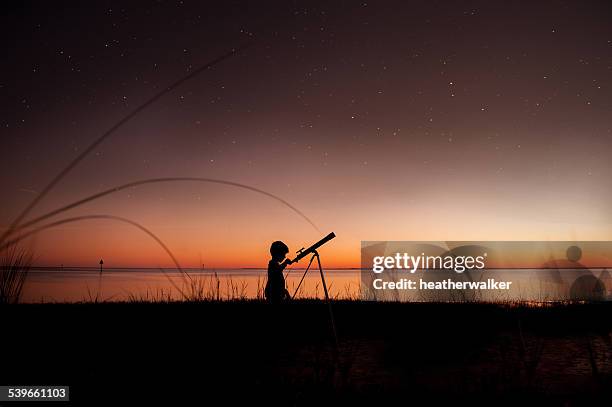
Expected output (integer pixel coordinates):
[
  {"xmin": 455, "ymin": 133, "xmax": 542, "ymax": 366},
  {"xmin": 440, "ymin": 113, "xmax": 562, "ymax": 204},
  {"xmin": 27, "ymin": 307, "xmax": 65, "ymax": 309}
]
[{"xmin": 290, "ymin": 250, "xmax": 339, "ymax": 349}]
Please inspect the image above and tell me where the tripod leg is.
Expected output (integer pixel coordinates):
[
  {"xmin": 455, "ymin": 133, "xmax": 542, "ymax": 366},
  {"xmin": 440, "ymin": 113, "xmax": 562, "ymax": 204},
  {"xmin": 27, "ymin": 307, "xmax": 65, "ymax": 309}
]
[
  {"xmin": 315, "ymin": 253, "xmax": 339, "ymax": 350},
  {"xmin": 291, "ymin": 254, "xmax": 315, "ymax": 299}
]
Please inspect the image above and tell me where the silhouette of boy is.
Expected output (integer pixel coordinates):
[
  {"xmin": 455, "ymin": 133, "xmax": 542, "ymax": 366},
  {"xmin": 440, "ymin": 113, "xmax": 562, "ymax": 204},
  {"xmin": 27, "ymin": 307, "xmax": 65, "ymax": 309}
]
[{"xmin": 265, "ymin": 241, "xmax": 292, "ymax": 303}]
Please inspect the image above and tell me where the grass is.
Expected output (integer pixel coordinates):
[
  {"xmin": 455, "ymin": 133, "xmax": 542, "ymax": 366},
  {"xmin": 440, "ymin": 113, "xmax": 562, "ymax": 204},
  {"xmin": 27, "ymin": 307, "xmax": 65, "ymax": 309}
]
[
  {"xmin": 117, "ymin": 276, "xmax": 367, "ymax": 303},
  {"xmin": 4, "ymin": 300, "xmax": 611, "ymax": 404},
  {"xmin": 0, "ymin": 246, "xmax": 33, "ymax": 304}
]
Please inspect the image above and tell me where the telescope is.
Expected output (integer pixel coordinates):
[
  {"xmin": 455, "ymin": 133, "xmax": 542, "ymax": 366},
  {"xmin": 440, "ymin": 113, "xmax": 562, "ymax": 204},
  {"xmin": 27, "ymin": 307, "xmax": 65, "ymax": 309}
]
[{"xmin": 291, "ymin": 232, "xmax": 336, "ymax": 263}]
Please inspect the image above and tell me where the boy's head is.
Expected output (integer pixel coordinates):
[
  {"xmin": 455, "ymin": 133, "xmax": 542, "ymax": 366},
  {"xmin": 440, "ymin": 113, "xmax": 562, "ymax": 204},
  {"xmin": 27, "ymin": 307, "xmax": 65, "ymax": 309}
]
[{"xmin": 270, "ymin": 241, "xmax": 289, "ymax": 260}]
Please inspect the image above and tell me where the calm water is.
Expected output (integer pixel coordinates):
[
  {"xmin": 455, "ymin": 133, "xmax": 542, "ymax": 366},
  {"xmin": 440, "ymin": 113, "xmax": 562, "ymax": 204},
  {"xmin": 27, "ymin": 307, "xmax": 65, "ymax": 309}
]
[
  {"xmin": 20, "ymin": 267, "xmax": 612, "ymax": 303},
  {"xmin": 21, "ymin": 267, "xmax": 361, "ymax": 303},
  {"xmin": 361, "ymin": 268, "xmax": 612, "ymax": 302}
]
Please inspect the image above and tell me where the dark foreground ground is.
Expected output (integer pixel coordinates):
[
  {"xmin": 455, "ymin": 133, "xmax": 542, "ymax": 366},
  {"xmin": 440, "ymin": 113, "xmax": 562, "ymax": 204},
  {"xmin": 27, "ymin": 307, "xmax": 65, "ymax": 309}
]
[{"xmin": 2, "ymin": 301, "xmax": 612, "ymax": 406}]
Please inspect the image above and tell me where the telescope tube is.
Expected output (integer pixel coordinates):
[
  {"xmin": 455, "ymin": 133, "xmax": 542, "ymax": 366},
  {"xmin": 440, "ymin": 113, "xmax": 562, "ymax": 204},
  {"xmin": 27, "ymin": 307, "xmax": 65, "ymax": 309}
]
[{"xmin": 291, "ymin": 232, "xmax": 336, "ymax": 263}]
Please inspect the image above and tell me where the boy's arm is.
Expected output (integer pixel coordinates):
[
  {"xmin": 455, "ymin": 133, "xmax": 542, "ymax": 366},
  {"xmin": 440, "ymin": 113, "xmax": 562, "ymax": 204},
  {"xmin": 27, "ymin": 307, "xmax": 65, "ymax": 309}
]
[{"xmin": 281, "ymin": 259, "xmax": 292, "ymax": 268}]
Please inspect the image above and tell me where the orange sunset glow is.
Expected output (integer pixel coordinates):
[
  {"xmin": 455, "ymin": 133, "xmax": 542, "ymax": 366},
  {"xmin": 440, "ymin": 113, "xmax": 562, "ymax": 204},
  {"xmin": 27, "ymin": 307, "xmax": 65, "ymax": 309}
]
[
  {"xmin": 1, "ymin": 0, "xmax": 611, "ymax": 272},
  {"xmin": 3, "ymin": 2, "xmax": 612, "ymax": 405},
  {"xmin": 14, "ymin": 184, "xmax": 612, "ymax": 269}
]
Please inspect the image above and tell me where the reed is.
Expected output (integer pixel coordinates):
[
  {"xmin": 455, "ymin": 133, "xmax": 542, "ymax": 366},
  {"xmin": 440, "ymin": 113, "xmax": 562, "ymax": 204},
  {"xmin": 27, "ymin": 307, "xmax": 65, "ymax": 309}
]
[
  {"xmin": 0, "ymin": 44, "xmax": 252, "ymax": 247},
  {"xmin": 0, "ymin": 246, "xmax": 33, "ymax": 304}
]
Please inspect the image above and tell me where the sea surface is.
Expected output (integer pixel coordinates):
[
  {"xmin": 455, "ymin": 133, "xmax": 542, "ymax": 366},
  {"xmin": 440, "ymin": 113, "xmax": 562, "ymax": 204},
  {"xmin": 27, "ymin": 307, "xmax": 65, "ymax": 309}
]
[
  {"xmin": 20, "ymin": 267, "xmax": 612, "ymax": 303},
  {"xmin": 21, "ymin": 267, "xmax": 361, "ymax": 303}
]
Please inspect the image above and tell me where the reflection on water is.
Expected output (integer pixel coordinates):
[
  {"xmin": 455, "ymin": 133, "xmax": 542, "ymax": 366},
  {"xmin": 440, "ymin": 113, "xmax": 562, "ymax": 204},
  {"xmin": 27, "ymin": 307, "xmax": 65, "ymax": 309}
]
[
  {"xmin": 21, "ymin": 268, "xmax": 361, "ymax": 303},
  {"xmin": 21, "ymin": 267, "xmax": 612, "ymax": 303},
  {"xmin": 361, "ymin": 268, "xmax": 612, "ymax": 302}
]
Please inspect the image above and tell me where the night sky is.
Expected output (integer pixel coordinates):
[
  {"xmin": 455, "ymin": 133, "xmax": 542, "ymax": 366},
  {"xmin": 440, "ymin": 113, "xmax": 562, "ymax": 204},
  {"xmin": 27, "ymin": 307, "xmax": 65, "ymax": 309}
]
[{"xmin": 1, "ymin": 1, "xmax": 611, "ymax": 268}]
